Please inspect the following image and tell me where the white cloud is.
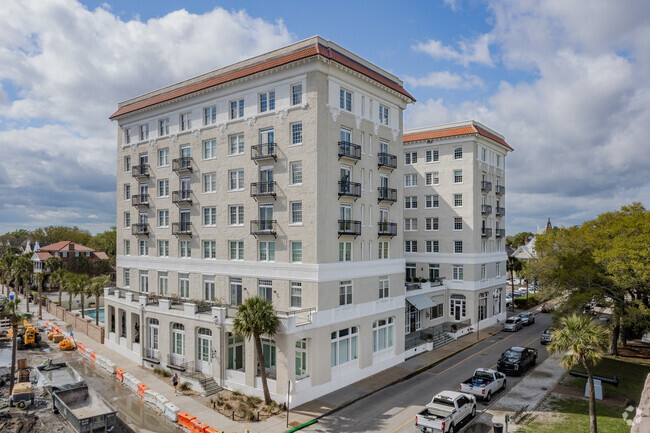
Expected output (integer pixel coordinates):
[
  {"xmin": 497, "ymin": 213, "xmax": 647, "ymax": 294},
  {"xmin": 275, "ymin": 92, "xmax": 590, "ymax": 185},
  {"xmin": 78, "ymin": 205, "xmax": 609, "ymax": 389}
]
[
  {"xmin": 404, "ymin": 71, "xmax": 483, "ymax": 89},
  {"xmin": 412, "ymin": 34, "xmax": 494, "ymax": 67},
  {"xmin": 443, "ymin": 0, "xmax": 460, "ymax": 11}
]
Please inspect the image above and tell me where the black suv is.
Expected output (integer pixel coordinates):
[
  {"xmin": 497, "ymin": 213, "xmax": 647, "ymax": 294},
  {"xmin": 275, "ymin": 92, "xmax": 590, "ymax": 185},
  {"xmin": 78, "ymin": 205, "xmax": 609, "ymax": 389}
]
[{"xmin": 497, "ymin": 347, "xmax": 538, "ymax": 376}]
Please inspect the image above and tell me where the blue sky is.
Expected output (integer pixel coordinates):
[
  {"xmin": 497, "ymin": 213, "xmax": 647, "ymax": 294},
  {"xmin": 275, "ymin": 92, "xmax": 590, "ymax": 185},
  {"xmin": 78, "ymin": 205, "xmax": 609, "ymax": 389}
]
[{"xmin": 0, "ymin": 0, "xmax": 649, "ymax": 236}]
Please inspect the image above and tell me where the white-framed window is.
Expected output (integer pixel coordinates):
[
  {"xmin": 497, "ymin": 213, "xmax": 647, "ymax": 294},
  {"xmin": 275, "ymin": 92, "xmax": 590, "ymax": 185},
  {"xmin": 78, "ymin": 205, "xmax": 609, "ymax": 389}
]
[
  {"xmin": 378, "ymin": 277, "xmax": 389, "ymax": 298},
  {"xmin": 496, "ymin": 262, "xmax": 502, "ymax": 276},
  {"xmin": 124, "ymin": 239, "xmax": 130, "ymax": 256},
  {"xmin": 404, "ymin": 173, "xmax": 417, "ymax": 187},
  {"xmin": 454, "ymin": 217, "xmax": 463, "ymax": 231},
  {"xmin": 429, "ymin": 264, "xmax": 440, "ymax": 280},
  {"xmin": 179, "ymin": 112, "xmax": 191, "ymax": 131},
  {"xmin": 339, "ymin": 89, "xmax": 352, "ymax": 111},
  {"xmin": 139, "ymin": 123, "xmax": 149, "ymax": 141},
  {"xmin": 229, "ymin": 277, "xmax": 242, "ymax": 306},
  {"xmin": 158, "ymin": 179, "xmax": 169, "ymax": 197},
  {"xmin": 158, "ymin": 148, "xmax": 169, "ymax": 167},
  {"xmin": 158, "ymin": 209, "xmax": 169, "ymax": 228},
  {"xmin": 425, "ymin": 195, "xmax": 439, "ymax": 208},
  {"xmin": 405, "ymin": 240, "xmax": 418, "ymax": 253},
  {"xmin": 426, "ymin": 149, "xmax": 439, "ymax": 163},
  {"xmin": 202, "ymin": 172, "xmax": 216, "ymax": 193},
  {"xmin": 339, "ymin": 280, "xmax": 352, "ymax": 306},
  {"xmin": 158, "ymin": 271, "xmax": 168, "ymax": 295},
  {"xmin": 124, "ymin": 184, "xmax": 131, "ymax": 200},
  {"xmin": 259, "ymin": 90, "xmax": 275, "ymax": 112},
  {"xmin": 204, "ymin": 105, "xmax": 216, "ymax": 126},
  {"xmin": 230, "ymin": 99, "xmax": 244, "ymax": 119},
  {"xmin": 450, "ymin": 293, "xmax": 466, "ymax": 317},
  {"xmin": 454, "ymin": 241, "xmax": 463, "ymax": 254},
  {"xmin": 425, "ymin": 217, "xmax": 439, "ymax": 231},
  {"xmin": 295, "ymin": 338, "xmax": 308, "ymax": 378},
  {"xmin": 373, "ymin": 317, "xmax": 394, "ymax": 352},
  {"xmin": 405, "ymin": 196, "xmax": 418, "ymax": 209},
  {"xmin": 227, "ymin": 333, "xmax": 245, "ymax": 370},
  {"xmin": 178, "ymin": 274, "xmax": 189, "ymax": 298},
  {"xmin": 139, "ymin": 239, "xmax": 148, "ymax": 256},
  {"xmin": 203, "ymin": 139, "xmax": 216, "ymax": 160},
  {"xmin": 158, "ymin": 240, "xmax": 169, "ymax": 257},
  {"xmin": 481, "ymin": 264, "xmax": 487, "ymax": 280},
  {"xmin": 203, "ymin": 277, "xmax": 215, "ymax": 301},
  {"xmin": 179, "ymin": 240, "xmax": 191, "ymax": 258},
  {"xmin": 404, "ymin": 218, "xmax": 417, "ymax": 231},
  {"xmin": 454, "ymin": 147, "xmax": 463, "ymax": 159},
  {"xmin": 339, "ymin": 241, "xmax": 352, "ymax": 262},
  {"xmin": 159, "ymin": 118, "xmax": 169, "ymax": 136},
  {"xmin": 482, "ymin": 240, "xmax": 487, "ymax": 253},
  {"xmin": 229, "ymin": 241, "xmax": 244, "ymax": 260},
  {"xmin": 454, "ymin": 194, "xmax": 463, "ymax": 207},
  {"xmin": 229, "ymin": 169, "xmax": 244, "ymax": 191},
  {"xmin": 378, "ymin": 241, "xmax": 389, "ymax": 259},
  {"xmin": 257, "ymin": 279, "xmax": 272, "ymax": 302},
  {"xmin": 124, "ymin": 155, "xmax": 131, "ymax": 172},
  {"xmin": 482, "ymin": 148, "xmax": 487, "ymax": 162},
  {"xmin": 426, "ymin": 171, "xmax": 439, "ymax": 185},
  {"xmin": 124, "ymin": 127, "xmax": 131, "ymax": 144},
  {"xmin": 203, "ymin": 240, "xmax": 216, "ymax": 259},
  {"xmin": 405, "ymin": 152, "xmax": 417, "ymax": 165},
  {"xmin": 291, "ymin": 282, "xmax": 302, "ymax": 308},
  {"xmin": 229, "ymin": 205, "xmax": 244, "ymax": 225},
  {"xmin": 229, "ymin": 133, "xmax": 244, "ymax": 155},
  {"xmin": 425, "ymin": 240, "xmax": 439, "ymax": 253},
  {"xmin": 291, "ymin": 122, "xmax": 303, "ymax": 145},
  {"xmin": 454, "ymin": 169, "xmax": 463, "ymax": 184},
  {"xmin": 496, "ymin": 155, "xmax": 501, "ymax": 168},
  {"xmin": 406, "ymin": 263, "xmax": 416, "ymax": 280},
  {"xmin": 123, "ymin": 268, "xmax": 130, "ymax": 287},
  {"xmin": 290, "ymin": 202, "xmax": 302, "ymax": 224},
  {"xmin": 331, "ymin": 326, "xmax": 358, "ymax": 366},
  {"xmin": 379, "ymin": 104, "xmax": 389, "ymax": 125},
  {"xmin": 259, "ymin": 241, "xmax": 275, "ymax": 261},
  {"xmin": 290, "ymin": 161, "xmax": 302, "ymax": 185},
  {"xmin": 453, "ymin": 265, "xmax": 464, "ymax": 281},
  {"xmin": 203, "ymin": 207, "xmax": 216, "ymax": 226},
  {"xmin": 124, "ymin": 212, "xmax": 131, "ymax": 228},
  {"xmin": 291, "ymin": 84, "xmax": 303, "ymax": 105},
  {"xmin": 291, "ymin": 241, "xmax": 302, "ymax": 263}
]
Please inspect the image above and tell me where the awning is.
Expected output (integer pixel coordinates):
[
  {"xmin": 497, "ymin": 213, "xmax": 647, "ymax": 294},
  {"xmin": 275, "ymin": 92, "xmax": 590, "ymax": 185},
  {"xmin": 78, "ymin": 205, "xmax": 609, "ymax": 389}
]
[{"xmin": 406, "ymin": 294, "xmax": 436, "ymax": 310}]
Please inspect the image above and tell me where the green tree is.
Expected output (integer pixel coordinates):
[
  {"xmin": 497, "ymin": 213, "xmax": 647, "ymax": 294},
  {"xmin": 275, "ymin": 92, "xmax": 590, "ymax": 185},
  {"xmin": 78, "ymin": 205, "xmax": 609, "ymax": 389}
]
[
  {"xmin": 233, "ymin": 297, "xmax": 279, "ymax": 404},
  {"xmin": 10, "ymin": 256, "xmax": 33, "ymax": 313},
  {"xmin": 505, "ymin": 231, "xmax": 534, "ymax": 248},
  {"xmin": 88, "ymin": 228, "xmax": 116, "ymax": 263},
  {"xmin": 88, "ymin": 275, "xmax": 111, "ymax": 326},
  {"xmin": 44, "ymin": 256, "xmax": 63, "ymax": 273},
  {"xmin": 506, "ymin": 256, "xmax": 524, "ymax": 309},
  {"xmin": 0, "ymin": 252, "xmax": 17, "ymax": 295},
  {"xmin": 0, "ymin": 297, "xmax": 32, "ymax": 394},
  {"xmin": 31, "ymin": 225, "xmax": 92, "ymax": 246},
  {"xmin": 50, "ymin": 269, "xmax": 67, "ymax": 306},
  {"xmin": 35, "ymin": 272, "xmax": 44, "ymax": 320},
  {"xmin": 548, "ymin": 314, "xmax": 609, "ymax": 433},
  {"xmin": 67, "ymin": 273, "xmax": 88, "ymax": 314}
]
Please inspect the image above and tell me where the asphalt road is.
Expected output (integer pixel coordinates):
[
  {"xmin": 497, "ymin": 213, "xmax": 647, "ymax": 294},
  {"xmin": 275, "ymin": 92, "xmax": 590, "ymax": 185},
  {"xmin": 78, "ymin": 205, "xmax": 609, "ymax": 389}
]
[{"xmin": 303, "ymin": 311, "xmax": 553, "ymax": 433}]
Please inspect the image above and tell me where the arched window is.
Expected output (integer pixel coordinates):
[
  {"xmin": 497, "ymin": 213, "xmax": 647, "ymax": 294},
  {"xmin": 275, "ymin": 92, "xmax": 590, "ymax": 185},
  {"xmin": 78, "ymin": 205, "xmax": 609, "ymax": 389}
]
[{"xmin": 197, "ymin": 327, "xmax": 212, "ymax": 336}]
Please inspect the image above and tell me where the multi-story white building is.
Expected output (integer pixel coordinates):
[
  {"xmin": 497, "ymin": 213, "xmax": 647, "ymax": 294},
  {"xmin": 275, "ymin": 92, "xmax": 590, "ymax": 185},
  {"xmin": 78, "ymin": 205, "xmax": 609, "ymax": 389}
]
[
  {"xmin": 106, "ymin": 36, "xmax": 414, "ymax": 405},
  {"xmin": 401, "ymin": 122, "xmax": 512, "ymax": 341}
]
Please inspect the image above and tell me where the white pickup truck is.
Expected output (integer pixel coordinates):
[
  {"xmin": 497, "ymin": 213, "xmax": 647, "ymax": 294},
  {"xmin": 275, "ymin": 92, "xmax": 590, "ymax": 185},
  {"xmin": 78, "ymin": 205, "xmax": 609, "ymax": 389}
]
[
  {"xmin": 459, "ymin": 368, "xmax": 507, "ymax": 401},
  {"xmin": 415, "ymin": 391, "xmax": 476, "ymax": 433}
]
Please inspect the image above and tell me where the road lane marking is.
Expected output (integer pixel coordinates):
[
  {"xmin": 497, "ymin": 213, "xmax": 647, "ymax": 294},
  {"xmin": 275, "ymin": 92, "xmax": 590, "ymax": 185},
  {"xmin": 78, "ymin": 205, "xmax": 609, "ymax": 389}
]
[
  {"xmin": 391, "ymin": 416, "xmax": 415, "ymax": 433},
  {"xmin": 433, "ymin": 332, "xmax": 516, "ymax": 375}
]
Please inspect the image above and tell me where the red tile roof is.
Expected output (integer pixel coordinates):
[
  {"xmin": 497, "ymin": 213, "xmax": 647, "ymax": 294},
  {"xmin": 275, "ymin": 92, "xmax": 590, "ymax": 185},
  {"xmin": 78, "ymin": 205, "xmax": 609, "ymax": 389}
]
[
  {"xmin": 34, "ymin": 251, "xmax": 53, "ymax": 261},
  {"xmin": 110, "ymin": 42, "xmax": 414, "ymax": 120},
  {"xmin": 404, "ymin": 124, "xmax": 513, "ymax": 151},
  {"xmin": 93, "ymin": 251, "xmax": 109, "ymax": 260},
  {"xmin": 39, "ymin": 241, "xmax": 95, "ymax": 252}
]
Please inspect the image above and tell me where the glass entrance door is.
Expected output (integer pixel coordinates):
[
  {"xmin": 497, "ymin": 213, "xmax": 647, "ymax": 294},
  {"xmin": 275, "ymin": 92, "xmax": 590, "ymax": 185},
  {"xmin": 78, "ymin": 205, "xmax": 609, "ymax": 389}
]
[{"xmin": 196, "ymin": 328, "xmax": 212, "ymax": 375}]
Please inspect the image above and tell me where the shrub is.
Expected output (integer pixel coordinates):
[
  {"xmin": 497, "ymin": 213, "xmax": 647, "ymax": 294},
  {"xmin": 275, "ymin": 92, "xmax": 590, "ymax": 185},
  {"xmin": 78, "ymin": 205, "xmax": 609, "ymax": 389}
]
[
  {"xmin": 223, "ymin": 402, "xmax": 232, "ymax": 411},
  {"xmin": 179, "ymin": 382, "xmax": 190, "ymax": 391},
  {"xmin": 405, "ymin": 277, "xmax": 412, "ymax": 283}
]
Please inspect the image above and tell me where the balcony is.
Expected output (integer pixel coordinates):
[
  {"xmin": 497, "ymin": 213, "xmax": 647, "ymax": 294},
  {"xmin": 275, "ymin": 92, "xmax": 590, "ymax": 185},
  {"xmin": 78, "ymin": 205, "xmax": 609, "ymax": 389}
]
[
  {"xmin": 132, "ymin": 164, "xmax": 149, "ymax": 179},
  {"xmin": 172, "ymin": 222, "xmax": 192, "ymax": 237},
  {"xmin": 378, "ymin": 187, "xmax": 397, "ymax": 203},
  {"xmin": 378, "ymin": 152, "xmax": 397, "ymax": 170},
  {"xmin": 338, "ymin": 141, "xmax": 361, "ymax": 163},
  {"xmin": 172, "ymin": 157, "xmax": 193, "ymax": 173},
  {"xmin": 251, "ymin": 143, "xmax": 277, "ymax": 162},
  {"xmin": 251, "ymin": 220, "xmax": 277, "ymax": 237},
  {"xmin": 251, "ymin": 181, "xmax": 277, "ymax": 200},
  {"xmin": 496, "ymin": 229, "xmax": 506, "ymax": 238},
  {"xmin": 378, "ymin": 221, "xmax": 397, "ymax": 237},
  {"xmin": 495, "ymin": 207, "xmax": 505, "ymax": 217},
  {"xmin": 481, "ymin": 204, "xmax": 492, "ymax": 215},
  {"xmin": 481, "ymin": 181, "xmax": 492, "ymax": 192},
  {"xmin": 338, "ymin": 219, "xmax": 361, "ymax": 237},
  {"xmin": 338, "ymin": 180, "xmax": 361, "ymax": 199},
  {"xmin": 495, "ymin": 185, "xmax": 505, "ymax": 195},
  {"xmin": 131, "ymin": 194, "xmax": 149, "ymax": 207},
  {"xmin": 132, "ymin": 223, "xmax": 149, "ymax": 237},
  {"xmin": 172, "ymin": 190, "xmax": 192, "ymax": 206},
  {"xmin": 481, "ymin": 228, "xmax": 493, "ymax": 238}
]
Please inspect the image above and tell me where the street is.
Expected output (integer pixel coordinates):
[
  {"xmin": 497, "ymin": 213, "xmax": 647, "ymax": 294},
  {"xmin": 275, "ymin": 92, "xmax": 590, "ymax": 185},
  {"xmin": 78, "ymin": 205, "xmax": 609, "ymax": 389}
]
[{"xmin": 304, "ymin": 311, "xmax": 553, "ymax": 433}]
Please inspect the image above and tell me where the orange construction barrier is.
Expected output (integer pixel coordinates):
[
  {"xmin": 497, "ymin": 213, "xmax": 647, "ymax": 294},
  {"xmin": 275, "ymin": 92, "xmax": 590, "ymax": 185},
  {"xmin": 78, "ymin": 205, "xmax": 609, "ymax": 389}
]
[
  {"xmin": 76, "ymin": 342, "xmax": 87, "ymax": 353},
  {"xmin": 190, "ymin": 419, "xmax": 207, "ymax": 433},
  {"xmin": 177, "ymin": 412, "xmax": 196, "ymax": 429},
  {"xmin": 137, "ymin": 383, "xmax": 149, "ymax": 398},
  {"xmin": 115, "ymin": 368, "xmax": 125, "ymax": 382},
  {"xmin": 90, "ymin": 351, "xmax": 96, "ymax": 362},
  {"xmin": 204, "ymin": 428, "xmax": 218, "ymax": 433}
]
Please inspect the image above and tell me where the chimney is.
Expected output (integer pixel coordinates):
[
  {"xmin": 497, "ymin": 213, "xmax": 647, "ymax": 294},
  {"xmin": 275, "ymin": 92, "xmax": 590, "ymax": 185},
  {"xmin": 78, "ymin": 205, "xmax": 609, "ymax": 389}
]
[{"xmin": 69, "ymin": 242, "xmax": 75, "ymax": 251}]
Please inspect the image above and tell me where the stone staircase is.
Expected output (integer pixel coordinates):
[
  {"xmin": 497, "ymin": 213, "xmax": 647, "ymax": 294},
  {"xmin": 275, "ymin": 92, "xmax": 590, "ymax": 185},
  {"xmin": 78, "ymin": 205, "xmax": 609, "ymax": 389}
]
[
  {"xmin": 182, "ymin": 366, "xmax": 223, "ymax": 396},
  {"xmin": 431, "ymin": 332, "xmax": 455, "ymax": 350}
]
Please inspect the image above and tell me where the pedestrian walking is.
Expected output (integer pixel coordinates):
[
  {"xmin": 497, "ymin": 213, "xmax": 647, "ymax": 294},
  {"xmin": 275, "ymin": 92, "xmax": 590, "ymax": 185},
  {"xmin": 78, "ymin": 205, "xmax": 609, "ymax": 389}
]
[{"xmin": 172, "ymin": 372, "xmax": 179, "ymax": 394}]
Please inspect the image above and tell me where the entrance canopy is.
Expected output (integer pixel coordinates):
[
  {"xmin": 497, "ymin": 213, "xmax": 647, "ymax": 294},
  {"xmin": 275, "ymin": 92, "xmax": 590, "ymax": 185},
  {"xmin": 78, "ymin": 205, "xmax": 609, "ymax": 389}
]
[{"xmin": 406, "ymin": 294, "xmax": 436, "ymax": 310}]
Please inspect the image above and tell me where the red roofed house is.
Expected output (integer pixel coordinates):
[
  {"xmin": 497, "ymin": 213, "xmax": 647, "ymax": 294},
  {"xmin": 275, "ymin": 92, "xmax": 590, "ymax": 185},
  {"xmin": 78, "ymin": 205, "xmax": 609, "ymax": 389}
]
[{"xmin": 31, "ymin": 241, "xmax": 113, "ymax": 285}]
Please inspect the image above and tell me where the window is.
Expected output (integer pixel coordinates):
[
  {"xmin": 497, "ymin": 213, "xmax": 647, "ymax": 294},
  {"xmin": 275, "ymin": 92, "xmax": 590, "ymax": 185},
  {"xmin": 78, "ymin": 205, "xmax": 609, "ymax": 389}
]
[
  {"xmin": 259, "ymin": 241, "xmax": 275, "ymax": 261},
  {"xmin": 124, "ymin": 239, "xmax": 130, "ymax": 256},
  {"xmin": 454, "ymin": 147, "xmax": 463, "ymax": 159},
  {"xmin": 124, "ymin": 184, "xmax": 131, "ymax": 200},
  {"xmin": 339, "ymin": 241, "xmax": 352, "ymax": 262},
  {"xmin": 158, "ymin": 179, "xmax": 169, "ymax": 197},
  {"xmin": 373, "ymin": 317, "xmax": 394, "ymax": 352},
  {"xmin": 203, "ymin": 139, "xmax": 216, "ymax": 159},
  {"xmin": 405, "ymin": 196, "xmax": 418, "ymax": 209},
  {"xmin": 229, "ymin": 241, "xmax": 244, "ymax": 260},
  {"xmin": 379, "ymin": 104, "xmax": 389, "ymax": 125},
  {"xmin": 429, "ymin": 264, "xmax": 440, "ymax": 280},
  {"xmin": 229, "ymin": 169, "xmax": 244, "ymax": 190},
  {"xmin": 378, "ymin": 277, "xmax": 389, "ymax": 299},
  {"xmin": 481, "ymin": 264, "xmax": 487, "ymax": 280},
  {"xmin": 454, "ymin": 169, "xmax": 463, "ymax": 183},
  {"xmin": 291, "ymin": 241, "xmax": 302, "ymax": 262},
  {"xmin": 229, "ymin": 205, "xmax": 244, "ymax": 225},
  {"xmin": 124, "ymin": 212, "xmax": 131, "ymax": 228},
  {"xmin": 496, "ymin": 263, "xmax": 501, "ymax": 277},
  {"xmin": 291, "ymin": 84, "xmax": 303, "ymax": 105},
  {"xmin": 159, "ymin": 272, "xmax": 168, "ymax": 295},
  {"xmin": 378, "ymin": 241, "xmax": 389, "ymax": 259},
  {"xmin": 339, "ymin": 89, "xmax": 352, "ymax": 111},
  {"xmin": 406, "ymin": 263, "xmax": 416, "ymax": 280},
  {"xmin": 158, "ymin": 209, "xmax": 169, "ymax": 228},
  {"xmin": 290, "ymin": 282, "xmax": 302, "ymax": 308},
  {"xmin": 124, "ymin": 156, "xmax": 131, "ymax": 172},
  {"xmin": 331, "ymin": 326, "xmax": 358, "ymax": 366},
  {"xmin": 227, "ymin": 333, "xmax": 245, "ymax": 370},
  {"xmin": 482, "ymin": 240, "xmax": 487, "ymax": 253},
  {"xmin": 258, "ymin": 279, "xmax": 272, "ymax": 302},
  {"xmin": 179, "ymin": 274, "xmax": 189, "ymax": 299},
  {"xmin": 259, "ymin": 90, "xmax": 275, "ymax": 112},
  {"xmin": 291, "ymin": 123, "xmax": 303, "ymax": 145},
  {"xmin": 425, "ymin": 171, "xmax": 439, "ymax": 185},
  {"xmin": 158, "ymin": 148, "xmax": 169, "ymax": 167},
  {"xmin": 453, "ymin": 265, "xmax": 464, "ymax": 280},
  {"xmin": 203, "ymin": 172, "xmax": 216, "ymax": 193},
  {"xmin": 454, "ymin": 217, "xmax": 463, "ymax": 231},
  {"xmin": 124, "ymin": 127, "xmax": 131, "ymax": 144},
  {"xmin": 139, "ymin": 124, "xmax": 149, "ymax": 141},
  {"xmin": 290, "ymin": 202, "xmax": 302, "ymax": 224},
  {"xmin": 179, "ymin": 240, "xmax": 191, "ymax": 258},
  {"xmin": 425, "ymin": 195, "xmax": 439, "ymax": 208},
  {"xmin": 203, "ymin": 278, "xmax": 215, "ymax": 301},
  {"xmin": 405, "ymin": 152, "xmax": 417, "ymax": 165},
  {"xmin": 229, "ymin": 134, "xmax": 244, "ymax": 155},
  {"xmin": 496, "ymin": 155, "xmax": 501, "ymax": 168},
  {"xmin": 290, "ymin": 161, "xmax": 302, "ymax": 185},
  {"xmin": 454, "ymin": 241, "xmax": 463, "ymax": 254},
  {"xmin": 426, "ymin": 240, "xmax": 439, "ymax": 253},
  {"xmin": 139, "ymin": 240, "xmax": 148, "ymax": 256},
  {"xmin": 426, "ymin": 149, "xmax": 439, "ymax": 163},
  {"xmin": 295, "ymin": 338, "xmax": 308, "ymax": 378},
  {"xmin": 155, "ymin": 240, "xmax": 168, "ymax": 257},
  {"xmin": 450, "ymin": 294, "xmax": 466, "ymax": 318},
  {"xmin": 123, "ymin": 269, "xmax": 130, "ymax": 287},
  {"xmin": 159, "ymin": 118, "xmax": 169, "ymax": 136},
  {"xmin": 230, "ymin": 277, "xmax": 242, "ymax": 306},
  {"xmin": 339, "ymin": 280, "xmax": 352, "ymax": 306},
  {"xmin": 201, "ymin": 207, "xmax": 216, "ymax": 226},
  {"xmin": 204, "ymin": 105, "xmax": 216, "ymax": 125},
  {"xmin": 482, "ymin": 148, "xmax": 487, "ymax": 162},
  {"xmin": 203, "ymin": 240, "xmax": 216, "ymax": 259},
  {"xmin": 230, "ymin": 99, "xmax": 244, "ymax": 119},
  {"xmin": 260, "ymin": 338, "xmax": 276, "ymax": 376},
  {"xmin": 404, "ymin": 218, "xmax": 417, "ymax": 231},
  {"xmin": 179, "ymin": 112, "xmax": 191, "ymax": 131},
  {"xmin": 405, "ymin": 240, "xmax": 418, "ymax": 253},
  {"xmin": 404, "ymin": 173, "xmax": 417, "ymax": 187},
  {"xmin": 454, "ymin": 194, "xmax": 463, "ymax": 207}
]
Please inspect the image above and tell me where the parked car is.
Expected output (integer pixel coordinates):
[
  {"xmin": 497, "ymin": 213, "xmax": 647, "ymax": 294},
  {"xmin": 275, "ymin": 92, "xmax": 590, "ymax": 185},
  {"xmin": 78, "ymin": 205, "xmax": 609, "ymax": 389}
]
[
  {"xmin": 415, "ymin": 391, "xmax": 476, "ymax": 433},
  {"xmin": 497, "ymin": 347, "xmax": 538, "ymax": 376},
  {"xmin": 503, "ymin": 316, "xmax": 523, "ymax": 332},
  {"xmin": 540, "ymin": 303, "xmax": 554, "ymax": 313},
  {"xmin": 518, "ymin": 312, "xmax": 535, "ymax": 326},
  {"xmin": 541, "ymin": 328, "xmax": 553, "ymax": 345},
  {"xmin": 459, "ymin": 368, "xmax": 507, "ymax": 402}
]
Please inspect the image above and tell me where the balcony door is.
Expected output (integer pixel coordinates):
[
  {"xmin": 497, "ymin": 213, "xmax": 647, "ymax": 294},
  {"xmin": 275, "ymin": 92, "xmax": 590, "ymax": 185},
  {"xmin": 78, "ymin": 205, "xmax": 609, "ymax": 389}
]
[
  {"xmin": 171, "ymin": 323, "xmax": 185, "ymax": 366},
  {"xmin": 379, "ymin": 208, "xmax": 389, "ymax": 224},
  {"xmin": 340, "ymin": 166, "xmax": 351, "ymax": 192},
  {"xmin": 180, "ymin": 177, "xmax": 191, "ymax": 200},
  {"xmin": 259, "ymin": 167, "xmax": 274, "ymax": 194},
  {"xmin": 340, "ymin": 204, "xmax": 351, "ymax": 222},
  {"xmin": 139, "ymin": 153, "xmax": 148, "ymax": 166},
  {"xmin": 180, "ymin": 209, "xmax": 190, "ymax": 231},
  {"xmin": 340, "ymin": 127, "xmax": 351, "ymax": 144},
  {"xmin": 259, "ymin": 204, "xmax": 273, "ymax": 231},
  {"xmin": 379, "ymin": 140, "xmax": 388, "ymax": 154},
  {"xmin": 147, "ymin": 319, "xmax": 159, "ymax": 360},
  {"xmin": 139, "ymin": 212, "xmax": 148, "ymax": 225},
  {"xmin": 180, "ymin": 145, "xmax": 191, "ymax": 158},
  {"xmin": 196, "ymin": 328, "xmax": 212, "ymax": 375},
  {"xmin": 139, "ymin": 182, "xmax": 148, "ymax": 197},
  {"xmin": 260, "ymin": 128, "xmax": 274, "ymax": 155},
  {"xmin": 380, "ymin": 175, "xmax": 389, "ymax": 189}
]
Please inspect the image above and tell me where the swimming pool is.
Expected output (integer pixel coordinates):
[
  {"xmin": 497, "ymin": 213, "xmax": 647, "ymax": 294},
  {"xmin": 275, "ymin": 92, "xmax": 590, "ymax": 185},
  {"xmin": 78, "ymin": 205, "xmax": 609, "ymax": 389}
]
[{"xmin": 84, "ymin": 307, "xmax": 104, "ymax": 323}]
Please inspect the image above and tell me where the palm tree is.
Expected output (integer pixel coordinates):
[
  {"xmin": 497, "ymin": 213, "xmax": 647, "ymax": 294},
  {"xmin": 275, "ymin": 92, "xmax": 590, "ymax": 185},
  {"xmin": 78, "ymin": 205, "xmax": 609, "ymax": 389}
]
[
  {"xmin": 233, "ymin": 297, "xmax": 279, "ymax": 405},
  {"xmin": 34, "ymin": 272, "xmax": 44, "ymax": 320},
  {"xmin": 1, "ymin": 297, "xmax": 32, "ymax": 394},
  {"xmin": 548, "ymin": 314, "xmax": 609, "ymax": 433},
  {"xmin": 50, "ymin": 269, "xmax": 67, "ymax": 306},
  {"xmin": 44, "ymin": 256, "xmax": 63, "ymax": 274},
  {"xmin": 0, "ymin": 253, "xmax": 17, "ymax": 295},
  {"xmin": 66, "ymin": 273, "xmax": 83, "ymax": 312},
  {"xmin": 506, "ymin": 256, "xmax": 523, "ymax": 310},
  {"xmin": 76, "ymin": 274, "xmax": 90, "ymax": 318},
  {"xmin": 10, "ymin": 256, "xmax": 33, "ymax": 313},
  {"xmin": 88, "ymin": 275, "xmax": 111, "ymax": 325}
]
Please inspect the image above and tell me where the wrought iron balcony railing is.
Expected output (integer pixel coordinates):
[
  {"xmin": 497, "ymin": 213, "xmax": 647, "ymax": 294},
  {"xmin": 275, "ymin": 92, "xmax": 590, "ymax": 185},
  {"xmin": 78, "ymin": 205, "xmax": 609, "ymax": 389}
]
[
  {"xmin": 481, "ymin": 204, "xmax": 493, "ymax": 215},
  {"xmin": 250, "ymin": 220, "xmax": 277, "ymax": 237},
  {"xmin": 378, "ymin": 152, "xmax": 397, "ymax": 170},
  {"xmin": 338, "ymin": 219, "xmax": 361, "ymax": 237},
  {"xmin": 251, "ymin": 181, "xmax": 277, "ymax": 199},
  {"xmin": 132, "ymin": 164, "xmax": 149, "ymax": 178},
  {"xmin": 172, "ymin": 157, "xmax": 193, "ymax": 173},
  {"xmin": 172, "ymin": 190, "xmax": 192, "ymax": 205},
  {"xmin": 377, "ymin": 222, "xmax": 397, "ymax": 237},
  {"xmin": 132, "ymin": 223, "xmax": 149, "ymax": 236},
  {"xmin": 131, "ymin": 194, "xmax": 149, "ymax": 207},
  {"xmin": 338, "ymin": 180, "xmax": 361, "ymax": 198},
  {"xmin": 378, "ymin": 187, "xmax": 397, "ymax": 203},
  {"xmin": 251, "ymin": 143, "xmax": 277, "ymax": 161},
  {"xmin": 481, "ymin": 181, "xmax": 492, "ymax": 192},
  {"xmin": 172, "ymin": 222, "xmax": 192, "ymax": 236},
  {"xmin": 338, "ymin": 141, "xmax": 361, "ymax": 162}
]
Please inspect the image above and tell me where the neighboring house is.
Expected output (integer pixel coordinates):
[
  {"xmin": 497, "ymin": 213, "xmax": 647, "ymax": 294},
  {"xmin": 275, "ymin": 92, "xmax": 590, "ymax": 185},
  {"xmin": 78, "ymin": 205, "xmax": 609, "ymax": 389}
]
[
  {"xmin": 31, "ymin": 241, "xmax": 112, "ymax": 283},
  {"xmin": 512, "ymin": 218, "xmax": 552, "ymax": 263},
  {"xmin": 20, "ymin": 239, "xmax": 38, "ymax": 255}
]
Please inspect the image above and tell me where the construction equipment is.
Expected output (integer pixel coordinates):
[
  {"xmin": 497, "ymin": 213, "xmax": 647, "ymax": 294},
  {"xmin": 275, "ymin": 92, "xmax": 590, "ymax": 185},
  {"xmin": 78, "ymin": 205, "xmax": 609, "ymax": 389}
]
[
  {"xmin": 10, "ymin": 382, "xmax": 34, "ymax": 409},
  {"xmin": 8, "ymin": 317, "xmax": 42, "ymax": 349}
]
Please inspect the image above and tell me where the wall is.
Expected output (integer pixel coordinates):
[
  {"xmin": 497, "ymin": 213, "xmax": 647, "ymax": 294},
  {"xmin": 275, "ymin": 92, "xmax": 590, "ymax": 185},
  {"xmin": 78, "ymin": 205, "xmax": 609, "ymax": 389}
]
[{"xmin": 45, "ymin": 299, "xmax": 104, "ymax": 344}]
